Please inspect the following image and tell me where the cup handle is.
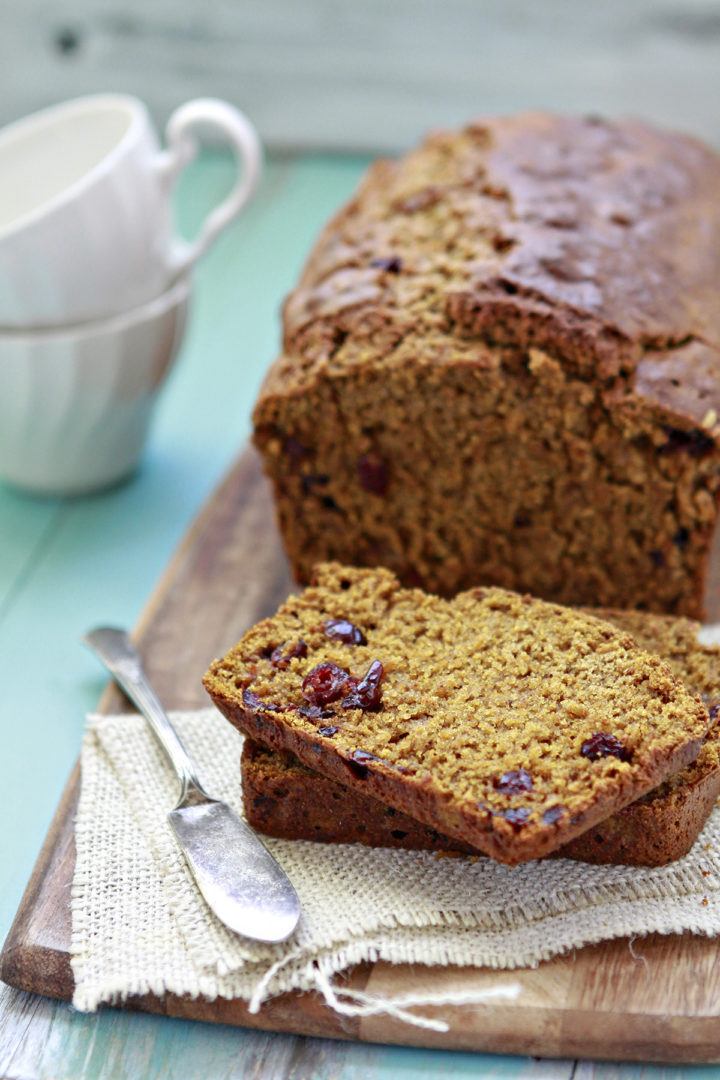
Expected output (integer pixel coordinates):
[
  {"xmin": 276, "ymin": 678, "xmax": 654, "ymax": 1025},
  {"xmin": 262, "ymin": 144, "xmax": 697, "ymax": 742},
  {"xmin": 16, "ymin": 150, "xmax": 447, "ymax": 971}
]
[{"xmin": 157, "ymin": 99, "xmax": 262, "ymax": 274}]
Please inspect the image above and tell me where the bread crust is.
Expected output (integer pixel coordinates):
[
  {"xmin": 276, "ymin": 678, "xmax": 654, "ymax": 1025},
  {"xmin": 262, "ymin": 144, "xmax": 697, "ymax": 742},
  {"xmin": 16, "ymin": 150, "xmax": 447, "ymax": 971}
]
[
  {"xmin": 212, "ymin": 688, "xmax": 704, "ymax": 863},
  {"xmin": 241, "ymin": 737, "xmax": 720, "ymax": 866},
  {"xmin": 254, "ymin": 115, "xmax": 720, "ymax": 617},
  {"xmin": 279, "ymin": 115, "xmax": 720, "ymax": 375}
]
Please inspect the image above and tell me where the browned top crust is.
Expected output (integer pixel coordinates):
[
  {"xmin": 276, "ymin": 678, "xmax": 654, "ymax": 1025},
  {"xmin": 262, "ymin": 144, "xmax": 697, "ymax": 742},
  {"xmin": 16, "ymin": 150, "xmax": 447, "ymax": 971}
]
[{"xmin": 270, "ymin": 113, "xmax": 720, "ymax": 430}]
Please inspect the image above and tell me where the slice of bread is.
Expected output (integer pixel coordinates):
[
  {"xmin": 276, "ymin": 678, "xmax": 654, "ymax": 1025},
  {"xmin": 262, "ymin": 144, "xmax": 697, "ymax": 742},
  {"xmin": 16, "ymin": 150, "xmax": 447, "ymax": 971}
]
[
  {"xmin": 241, "ymin": 606, "xmax": 720, "ymax": 865},
  {"xmin": 240, "ymin": 727, "xmax": 720, "ymax": 866},
  {"xmin": 204, "ymin": 565, "xmax": 711, "ymax": 864}
]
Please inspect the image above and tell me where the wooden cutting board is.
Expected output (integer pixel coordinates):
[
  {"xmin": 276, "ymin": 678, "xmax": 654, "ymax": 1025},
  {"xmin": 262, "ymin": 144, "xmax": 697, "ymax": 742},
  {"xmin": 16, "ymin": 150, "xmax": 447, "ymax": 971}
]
[{"xmin": 3, "ymin": 447, "xmax": 720, "ymax": 1063}]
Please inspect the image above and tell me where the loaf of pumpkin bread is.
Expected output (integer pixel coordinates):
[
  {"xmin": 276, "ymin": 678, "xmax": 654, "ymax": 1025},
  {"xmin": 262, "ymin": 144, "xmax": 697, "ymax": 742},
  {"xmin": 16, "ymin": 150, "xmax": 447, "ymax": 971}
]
[
  {"xmin": 240, "ymin": 607, "xmax": 720, "ymax": 866},
  {"xmin": 253, "ymin": 114, "xmax": 720, "ymax": 619},
  {"xmin": 203, "ymin": 564, "xmax": 711, "ymax": 865}
]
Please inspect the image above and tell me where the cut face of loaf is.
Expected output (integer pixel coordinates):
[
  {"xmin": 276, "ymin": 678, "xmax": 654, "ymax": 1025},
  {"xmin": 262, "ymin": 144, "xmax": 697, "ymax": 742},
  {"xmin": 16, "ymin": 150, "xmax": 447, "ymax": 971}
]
[
  {"xmin": 203, "ymin": 564, "xmax": 711, "ymax": 865},
  {"xmin": 253, "ymin": 113, "xmax": 720, "ymax": 618},
  {"xmin": 240, "ymin": 606, "xmax": 720, "ymax": 866}
]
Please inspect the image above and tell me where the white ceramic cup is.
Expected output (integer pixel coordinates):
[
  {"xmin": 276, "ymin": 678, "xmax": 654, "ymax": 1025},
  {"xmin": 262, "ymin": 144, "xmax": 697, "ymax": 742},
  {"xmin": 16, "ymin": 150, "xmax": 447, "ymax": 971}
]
[
  {"xmin": 0, "ymin": 275, "xmax": 190, "ymax": 495},
  {"xmin": 0, "ymin": 94, "xmax": 261, "ymax": 327}
]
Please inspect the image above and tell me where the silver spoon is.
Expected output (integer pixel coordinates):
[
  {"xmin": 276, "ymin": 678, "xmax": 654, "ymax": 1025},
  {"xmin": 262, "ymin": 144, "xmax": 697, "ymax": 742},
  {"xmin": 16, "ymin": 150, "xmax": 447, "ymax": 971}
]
[{"xmin": 82, "ymin": 626, "xmax": 300, "ymax": 943}]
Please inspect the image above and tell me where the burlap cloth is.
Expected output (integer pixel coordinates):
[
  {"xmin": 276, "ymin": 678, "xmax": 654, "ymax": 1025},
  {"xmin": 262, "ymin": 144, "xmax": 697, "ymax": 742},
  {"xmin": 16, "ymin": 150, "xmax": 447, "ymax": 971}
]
[{"xmin": 71, "ymin": 705, "xmax": 720, "ymax": 1031}]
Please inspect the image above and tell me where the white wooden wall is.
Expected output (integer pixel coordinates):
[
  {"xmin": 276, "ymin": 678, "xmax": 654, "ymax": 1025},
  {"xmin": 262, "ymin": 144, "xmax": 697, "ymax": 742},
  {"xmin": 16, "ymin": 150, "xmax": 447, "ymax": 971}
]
[{"xmin": 1, "ymin": 0, "xmax": 720, "ymax": 152}]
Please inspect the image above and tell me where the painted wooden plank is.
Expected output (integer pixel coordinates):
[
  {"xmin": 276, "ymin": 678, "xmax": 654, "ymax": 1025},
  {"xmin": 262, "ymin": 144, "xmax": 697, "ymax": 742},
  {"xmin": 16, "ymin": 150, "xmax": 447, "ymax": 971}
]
[
  {"xmin": 0, "ymin": 983, "xmax": 571, "ymax": 1080},
  {"xmin": 0, "ymin": 490, "xmax": 61, "ymax": 614},
  {"xmin": 1, "ymin": 0, "xmax": 720, "ymax": 152},
  {"xmin": 574, "ymin": 1066, "xmax": 720, "ymax": 1080}
]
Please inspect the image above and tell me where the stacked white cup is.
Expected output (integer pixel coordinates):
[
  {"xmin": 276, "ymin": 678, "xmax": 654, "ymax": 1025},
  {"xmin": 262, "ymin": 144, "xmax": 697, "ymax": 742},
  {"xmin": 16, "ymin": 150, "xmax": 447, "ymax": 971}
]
[{"xmin": 0, "ymin": 94, "xmax": 262, "ymax": 495}]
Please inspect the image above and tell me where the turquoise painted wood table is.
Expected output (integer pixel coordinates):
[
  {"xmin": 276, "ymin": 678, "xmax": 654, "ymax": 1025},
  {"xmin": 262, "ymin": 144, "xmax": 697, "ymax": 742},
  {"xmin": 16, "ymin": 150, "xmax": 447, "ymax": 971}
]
[{"xmin": 1, "ymin": 151, "xmax": 718, "ymax": 1080}]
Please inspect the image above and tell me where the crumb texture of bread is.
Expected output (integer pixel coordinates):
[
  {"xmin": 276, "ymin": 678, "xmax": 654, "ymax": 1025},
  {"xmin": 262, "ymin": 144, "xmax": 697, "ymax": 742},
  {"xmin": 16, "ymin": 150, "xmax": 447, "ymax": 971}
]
[
  {"xmin": 240, "ymin": 601, "xmax": 720, "ymax": 867},
  {"xmin": 203, "ymin": 564, "xmax": 710, "ymax": 864},
  {"xmin": 253, "ymin": 114, "xmax": 720, "ymax": 618},
  {"xmin": 241, "ymin": 604, "xmax": 720, "ymax": 867}
]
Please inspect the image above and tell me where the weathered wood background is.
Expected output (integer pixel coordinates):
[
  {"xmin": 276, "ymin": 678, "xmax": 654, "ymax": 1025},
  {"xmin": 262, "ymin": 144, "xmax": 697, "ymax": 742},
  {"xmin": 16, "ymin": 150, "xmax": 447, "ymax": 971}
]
[{"xmin": 2, "ymin": 0, "xmax": 720, "ymax": 152}]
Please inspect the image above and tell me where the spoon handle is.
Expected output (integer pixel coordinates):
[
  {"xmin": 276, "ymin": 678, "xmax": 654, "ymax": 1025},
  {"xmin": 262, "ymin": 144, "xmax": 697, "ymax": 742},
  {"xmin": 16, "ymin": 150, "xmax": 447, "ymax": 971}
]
[{"xmin": 83, "ymin": 626, "xmax": 204, "ymax": 797}]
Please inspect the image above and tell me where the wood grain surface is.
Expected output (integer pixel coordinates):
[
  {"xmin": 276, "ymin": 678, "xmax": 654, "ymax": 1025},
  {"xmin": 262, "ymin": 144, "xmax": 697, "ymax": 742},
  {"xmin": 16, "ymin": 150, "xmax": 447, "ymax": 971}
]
[
  {"xmin": 4, "ymin": 0, "xmax": 720, "ymax": 153},
  {"xmin": 2, "ymin": 447, "xmax": 720, "ymax": 1063}
]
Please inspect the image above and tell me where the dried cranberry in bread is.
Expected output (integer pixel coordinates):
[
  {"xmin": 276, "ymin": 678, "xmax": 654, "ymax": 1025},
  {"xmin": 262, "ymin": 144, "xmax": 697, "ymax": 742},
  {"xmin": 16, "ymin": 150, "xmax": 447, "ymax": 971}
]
[
  {"xmin": 254, "ymin": 114, "xmax": 720, "ymax": 619},
  {"xmin": 203, "ymin": 564, "xmax": 710, "ymax": 865},
  {"xmin": 240, "ymin": 606, "xmax": 720, "ymax": 866}
]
